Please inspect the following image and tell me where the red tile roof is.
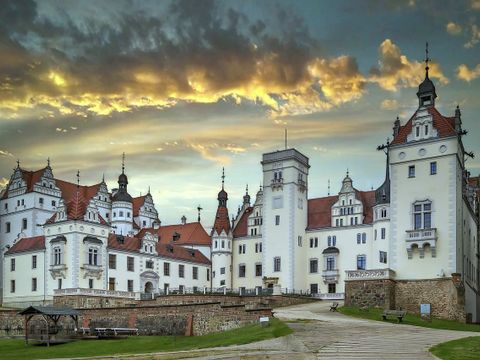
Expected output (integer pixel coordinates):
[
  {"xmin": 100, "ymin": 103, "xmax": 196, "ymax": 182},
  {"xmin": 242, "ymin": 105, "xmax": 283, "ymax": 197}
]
[
  {"xmin": 132, "ymin": 195, "xmax": 146, "ymax": 217},
  {"xmin": 212, "ymin": 207, "xmax": 231, "ymax": 235},
  {"xmin": 391, "ymin": 106, "xmax": 457, "ymax": 145},
  {"xmin": 307, "ymin": 190, "xmax": 376, "ymax": 230},
  {"xmin": 137, "ymin": 222, "xmax": 211, "ymax": 246},
  {"xmin": 233, "ymin": 207, "xmax": 253, "ymax": 238},
  {"xmin": 5, "ymin": 236, "xmax": 45, "ymax": 255},
  {"xmin": 107, "ymin": 233, "xmax": 210, "ymax": 264}
]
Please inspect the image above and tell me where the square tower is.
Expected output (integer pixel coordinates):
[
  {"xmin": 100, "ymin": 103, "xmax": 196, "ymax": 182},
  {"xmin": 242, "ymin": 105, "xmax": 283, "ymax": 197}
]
[{"xmin": 261, "ymin": 149, "xmax": 309, "ymax": 291}]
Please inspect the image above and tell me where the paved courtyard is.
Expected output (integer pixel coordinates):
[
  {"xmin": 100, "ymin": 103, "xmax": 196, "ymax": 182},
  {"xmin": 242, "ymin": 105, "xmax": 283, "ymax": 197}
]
[{"xmin": 92, "ymin": 301, "xmax": 475, "ymax": 359}]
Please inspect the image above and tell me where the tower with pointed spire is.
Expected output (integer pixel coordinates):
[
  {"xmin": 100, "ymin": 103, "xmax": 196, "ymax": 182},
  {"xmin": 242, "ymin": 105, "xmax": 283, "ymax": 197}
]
[
  {"xmin": 111, "ymin": 153, "xmax": 134, "ymax": 235},
  {"xmin": 211, "ymin": 167, "xmax": 233, "ymax": 289},
  {"xmin": 416, "ymin": 42, "xmax": 437, "ymax": 108}
]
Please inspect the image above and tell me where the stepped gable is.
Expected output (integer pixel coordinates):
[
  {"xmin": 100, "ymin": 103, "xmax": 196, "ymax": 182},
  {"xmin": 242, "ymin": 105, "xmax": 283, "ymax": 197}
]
[
  {"xmin": 233, "ymin": 207, "xmax": 253, "ymax": 238},
  {"xmin": 107, "ymin": 232, "xmax": 210, "ymax": 264},
  {"xmin": 1, "ymin": 167, "xmax": 46, "ymax": 199},
  {"xmin": 307, "ymin": 190, "xmax": 376, "ymax": 230},
  {"xmin": 132, "ymin": 195, "xmax": 147, "ymax": 217},
  {"xmin": 5, "ymin": 236, "xmax": 45, "ymax": 255},
  {"xmin": 137, "ymin": 222, "xmax": 211, "ymax": 246},
  {"xmin": 391, "ymin": 107, "xmax": 457, "ymax": 145}
]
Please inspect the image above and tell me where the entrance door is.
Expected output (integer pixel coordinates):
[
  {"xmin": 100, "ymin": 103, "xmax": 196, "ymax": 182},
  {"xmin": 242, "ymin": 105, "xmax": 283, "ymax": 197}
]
[{"xmin": 144, "ymin": 281, "xmax": 153, "ymax": 293}]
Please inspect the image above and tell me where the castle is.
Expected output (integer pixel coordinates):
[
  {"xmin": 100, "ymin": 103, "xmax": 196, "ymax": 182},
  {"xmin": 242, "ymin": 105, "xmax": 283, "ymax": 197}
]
[{"xmin": 1, "ymin": 59, "xmax": 479, "ymax": 321}]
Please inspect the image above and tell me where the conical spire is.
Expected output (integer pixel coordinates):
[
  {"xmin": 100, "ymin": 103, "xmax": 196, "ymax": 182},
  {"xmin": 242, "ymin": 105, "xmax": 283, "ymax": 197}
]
[
  {"xmin": 243, "ymin": 184, "xmax": 251, "ymax": 206},
  {"xmin": 113, "ymin": 153, "xmax": 132, "ymax": 202}
]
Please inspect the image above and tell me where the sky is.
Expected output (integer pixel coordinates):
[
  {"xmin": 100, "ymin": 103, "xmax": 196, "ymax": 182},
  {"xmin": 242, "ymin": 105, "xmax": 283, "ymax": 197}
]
[{"xmin": 0, "ymin": 0, "xmax": 479, "ymax": 226}]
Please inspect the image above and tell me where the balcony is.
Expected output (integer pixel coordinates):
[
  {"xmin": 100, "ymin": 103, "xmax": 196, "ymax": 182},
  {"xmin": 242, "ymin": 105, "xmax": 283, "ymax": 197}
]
[
  {"xmin": 345, "ymin": 268, "xmax": 396, "ymax": 281},
  {"xmin": 271, "ymin": 177, "xmax": 283, "ymax": 190},
  {"xmin": 49, "ymin": 264, "xmax": 67, "ymax": 279},
  {"xmin": 322, "ymin": 269, "xmax": 339, "ymax": 284},
  {"xmin": 405, "ymin": 228, "xmax": 437, "ymax": 258},
  {"xmin": 81, "ymin": 264, "xmax": 104, "ymax": 279}
]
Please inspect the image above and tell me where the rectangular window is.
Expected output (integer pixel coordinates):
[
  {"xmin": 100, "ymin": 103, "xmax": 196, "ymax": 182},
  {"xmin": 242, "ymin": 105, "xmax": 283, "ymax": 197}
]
[
  {"xmin": 414, "ymin": 202, "xmax": 432, "ymax": 229},
  {"xmin": 297, "ymin": 236, "xmax": 302, "ymax": 247},
  {"xmin": 108, "ymin": 277, "xmax": 115, "ymax": 291},
  {"xmin": 309, "ymin": 259, "xmax": 318, "ymax": 273},
  {"xmin": 53, "ymin": 247, "xmax": 62, "ymax": 265},
  {"xmin": 274, "ymin": 257, "xmax": 281, "ymax": 272},
  {"xmin": 408, "ymin": 165, "xmax": 415, "ymax": 178},
  {"xmin": 109, "ymin": 254, "xmax": 116, "ymax": 269},
  {"xmin": 239, "ymin": 264, "xmax": 246, "ymax": 277},
  {"xmin": 275, "ymin": 215, "xmax": 280, "ymax": 225},
  {"xmin": 374, "ymin": 229, "xmax": 377, "ymax": 240},
  {"xmin": 6, "ymin": 222, "xmax": 10, "ymax": 233},
  {"xmin": 146, "ymin": 260, "xmax": 154, "ymax": 269},
  {"xmin": 39, "ymin": 197, "xmax": 44, "ymax": 205},
  {"xmin": 88, "ymin": 248, "xmax": 98, "ymax": 265},
  {"xmin": 220, "ymin": 267, "xmax": 225, "ymax": 275},
  {"xmin": 52, "ymin": 200, "xmax": 56, "ymax": 207},
  {"xmin": 179, "ymin": 264, "xmax": 185, "ymax": 278},
  {"xmin": 381, "ymin": 228, "xmax": 386, "ymax": 239},
  {"xmin": 32, "ymin": 278, "xmax": 37, "ymax": 292},
  {"xmin": 10, "ymin": 258, "xmax": 15, "ymax": 271},
  {"xmin": 379, "ymin": 251, "xmax": 388, "ymax": 264},
  {"xmin": 207, "ymin": 269, "xmax": 210, "ymax": 281},
  {"xmin": 310, "ymin": 238, "xmax": 314, "ymax": 248},
  {"xmin": 326, "ymin": 256, "xmax": 335, "ymax": 271},
  {"xmin": 310, "ymin": 283, "xmax": 318, "ymax": 294},
  {"xmin": 357, "ymin": 255, "xmax": 366, "ymax": 270},
  {"xmin": 192, "ymin": 266, "xmax": 198, "ymax": 280},
  {"xmin": 10, "ymin": 280, "xmax": 15, "ymax": 293},
  {"xmin": 328, "ymin": 283, "xmax": 336, "ymax": 294},
  {"xmin": 255, "ymin": 264, "xmax": 262, "ymax": 277},
  {"xmin": 58, "ymin": 278, "xmax": 62, "ymax": 290},
  {"xmin": 255, "ymin": 243, "xmax": 259, "ymax": 253},
  {"xmin": 32, "ymin": 255, "xmax": 37, "ymax": 269},
  {"xmin": 128, "ymin": 280, "xmax": 134, "ymax": 292},
  {"xmin": 179, "ymin": 285, "xmax": 185, "ymax": 294},
  {"xmin": 89, "ymin": 279, "xmax": 94, "ymax": 289},
  {"xmin": 22, "ymin": 218, "xmax": 27, "ymax": 230},
  {"xmin": 164, "ymin": 262, "xmax": 170, "ymax": 276},
  {"xmin": 430, "ymin": 161, "xmax": 437, "ymax": 175},
  {"xmin": 127, "ymin": 256, "xmax": 134, "ymax": 271}
]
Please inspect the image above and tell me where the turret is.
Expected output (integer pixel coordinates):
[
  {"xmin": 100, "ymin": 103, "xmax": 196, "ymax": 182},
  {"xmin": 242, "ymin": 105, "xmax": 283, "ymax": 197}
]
[{"xmin": 111, "ymin": 153, "xmax": 133, "ymax": 235}]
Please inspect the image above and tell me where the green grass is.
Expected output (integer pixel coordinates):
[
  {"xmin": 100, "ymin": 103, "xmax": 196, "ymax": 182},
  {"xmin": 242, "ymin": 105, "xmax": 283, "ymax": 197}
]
[
  {"xmin": 0, "ymin": 318, "xmax": 292, "ymax": 360},
  {"xmin": 338, "ymin": 306, "xmax": 480, "ymax": 332},
  {"xmin": 430, "ymin": 336, "xmax": 480, "ymax": 359}
]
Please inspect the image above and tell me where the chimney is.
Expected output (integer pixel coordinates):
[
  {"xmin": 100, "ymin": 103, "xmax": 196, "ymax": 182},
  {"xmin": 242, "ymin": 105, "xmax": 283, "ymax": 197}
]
[
  {"xmin": 153, "ymin": 219, "xmax": 160, "ymax": 230},
  {"xmin": 181, "ymin": 215, "xmax": 187, "ymax": 225},
  {"xmin": 393, "ymin": 116, "xmax": 401, "ymax": 137}
]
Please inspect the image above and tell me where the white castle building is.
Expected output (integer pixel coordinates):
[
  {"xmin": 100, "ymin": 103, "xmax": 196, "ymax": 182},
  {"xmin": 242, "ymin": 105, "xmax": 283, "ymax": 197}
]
[{"xmin": 1, "ymin": 59, "xmax": 479, "ymax": 321}]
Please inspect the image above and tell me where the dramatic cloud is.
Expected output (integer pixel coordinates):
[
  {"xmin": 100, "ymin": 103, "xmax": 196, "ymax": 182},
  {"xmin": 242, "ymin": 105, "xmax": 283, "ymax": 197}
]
[
  {"xmin": 380, "ymin": 99, "xmax": 399, "ymax": 110},
  {"xmin": 369, "ymin": 39, "xmax": 449, "ymax": 91},
  {"xmin": 457, "ymin": 63, "xmax": 480, "ymax": 81},
  {"xmin": 446, "ymin": 22, "xmax": 462, "ymax": 35},
  {"xmin": 472, "ymin": 0, "xmax": 480, "ymax": 10}
]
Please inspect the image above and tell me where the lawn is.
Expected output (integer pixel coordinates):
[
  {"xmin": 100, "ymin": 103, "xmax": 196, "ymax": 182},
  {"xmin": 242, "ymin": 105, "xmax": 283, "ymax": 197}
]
[
  {"xmin": 338, "ymin": 306, "xmax": 480, "ymax": 332},
  {"xmin": 430, "ymin": 336, "xmax": 480, "ymax": 359},
  {"xmin": 0, "ymin": 318, "xmax": 292, "ymax": 360}
]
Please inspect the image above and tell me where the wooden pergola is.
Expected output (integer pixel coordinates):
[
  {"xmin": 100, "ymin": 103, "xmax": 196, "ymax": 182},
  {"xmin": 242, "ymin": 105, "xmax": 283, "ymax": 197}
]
[{"xmin": 18, "ymin": 306, "xmax": 80, "ymax": 346}]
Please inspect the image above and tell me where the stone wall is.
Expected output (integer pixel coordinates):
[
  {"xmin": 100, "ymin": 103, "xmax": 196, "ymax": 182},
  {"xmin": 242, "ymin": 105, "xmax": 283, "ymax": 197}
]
[
  {"xmin": 344, "ymin": 279, "xmax": 396, "ymax": 309},
  {"xmin": 395, "ymin": 278, "xmax": 465, "ymax": 322},
  {"xmin": 345, "ymin": 277, "xmax": 466, "ymax": 322},
  {"xmin": 0, "ymin": 301, "xmax": 272, "ymax": 337}
]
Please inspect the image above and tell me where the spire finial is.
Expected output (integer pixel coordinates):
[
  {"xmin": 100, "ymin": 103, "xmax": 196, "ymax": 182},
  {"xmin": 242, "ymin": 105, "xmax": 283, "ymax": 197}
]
[
  {"xmin": 284, "ymin": 128, "xmax": 288, "ymax": 150},
  {"xmin": 122, "ymin": 152, "xmax": 125, "ymax": 174},
  {"xmin": 328, "ymin": 178, "xmax": 330, "ymax": 196},
  {"xmin": 346, "ymin": 168, "xmax": 349, "ymax": 177},
  {"xmin": 246, "ymin": 184, "xmax": 249, "ymax": 195},
  {"xmin": 102, "ymin": 173, "xmax": 105, "ymax": 183},
  {"xmin": 221, "ymin": 167, "xmax": 225, "ymax": 190},
  {"xmin": 148, "ymin": 186, "xmax": 151, "ymax": 194},
  {"xmin": 16, "ymin": 159, "xmax": 20, "ymax": 168},
  {"xmin": 76, "ymin": 170, "xmax": 80, "ymax": 188},
  {"xmin": 47, "ymin": 157, "xmax": 50, "ymax": 167},
  {"xmin": 425, "ymin": 41, "xmax": 430, "ymax": 78},
  {"xmin": 197, "ymin": 204, "xmax": 202, "ymax": 222}
]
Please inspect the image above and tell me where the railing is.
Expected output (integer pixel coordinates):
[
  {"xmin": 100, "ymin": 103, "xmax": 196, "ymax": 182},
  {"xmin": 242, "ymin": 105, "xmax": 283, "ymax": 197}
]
[
  {"xmin": 345, "ymin": 268, "xmax": 396, "ymax": 281},
  {"xmin": 54, "ymin": 288, "xmax": 136, "ymax": 299},
  {"xmin": 406, "ymin": 228, "xmax": 437, "ymax": 242},
  {"xmin": 322, "ymin": 269, "xmax": 339, "ymax": 277},
  {"xmin": 313, "ymin": 292, "xmax": 345, "ymax": 300}
]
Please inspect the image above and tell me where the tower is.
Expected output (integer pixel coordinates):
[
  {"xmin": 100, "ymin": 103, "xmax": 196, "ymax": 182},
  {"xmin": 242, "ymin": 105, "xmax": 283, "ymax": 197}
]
[
  {"xmin": 111, "ymin": 153, "xmax": 133, "ymax": 235},
  {"xmin": 211, "ymin": 168, "xmax": 233, "ymax": 288},
  {"xmin": 261, "ymin": 148, "xmax": 309, "ymax": 291}
]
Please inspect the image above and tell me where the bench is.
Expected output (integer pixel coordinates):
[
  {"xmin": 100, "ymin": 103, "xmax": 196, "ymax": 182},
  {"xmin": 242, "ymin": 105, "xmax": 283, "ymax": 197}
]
[
  {"xmin": 94, "ymin": 327, "xmax": 139, "ymax": 336},
  {"xmin": 330, "ymin": 302, "xmax": 339, "ymax": 312},
  {"xmin": 382, "ymin": 310, "xmax": 406, "ymax": 323}
]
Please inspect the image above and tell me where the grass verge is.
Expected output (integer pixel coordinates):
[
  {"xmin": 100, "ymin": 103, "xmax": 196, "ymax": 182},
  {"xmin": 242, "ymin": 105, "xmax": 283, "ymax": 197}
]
[
  {"xmin": 338, "ymin": 306, "xmax": 480, "ymax": 332},
  {"xmin": 0, "ymin": 318, "xmax": 292, "ymax": 360},
  {"xmin": 430, "ymin": 336, "xmax": 480, "ymax": 359}
]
